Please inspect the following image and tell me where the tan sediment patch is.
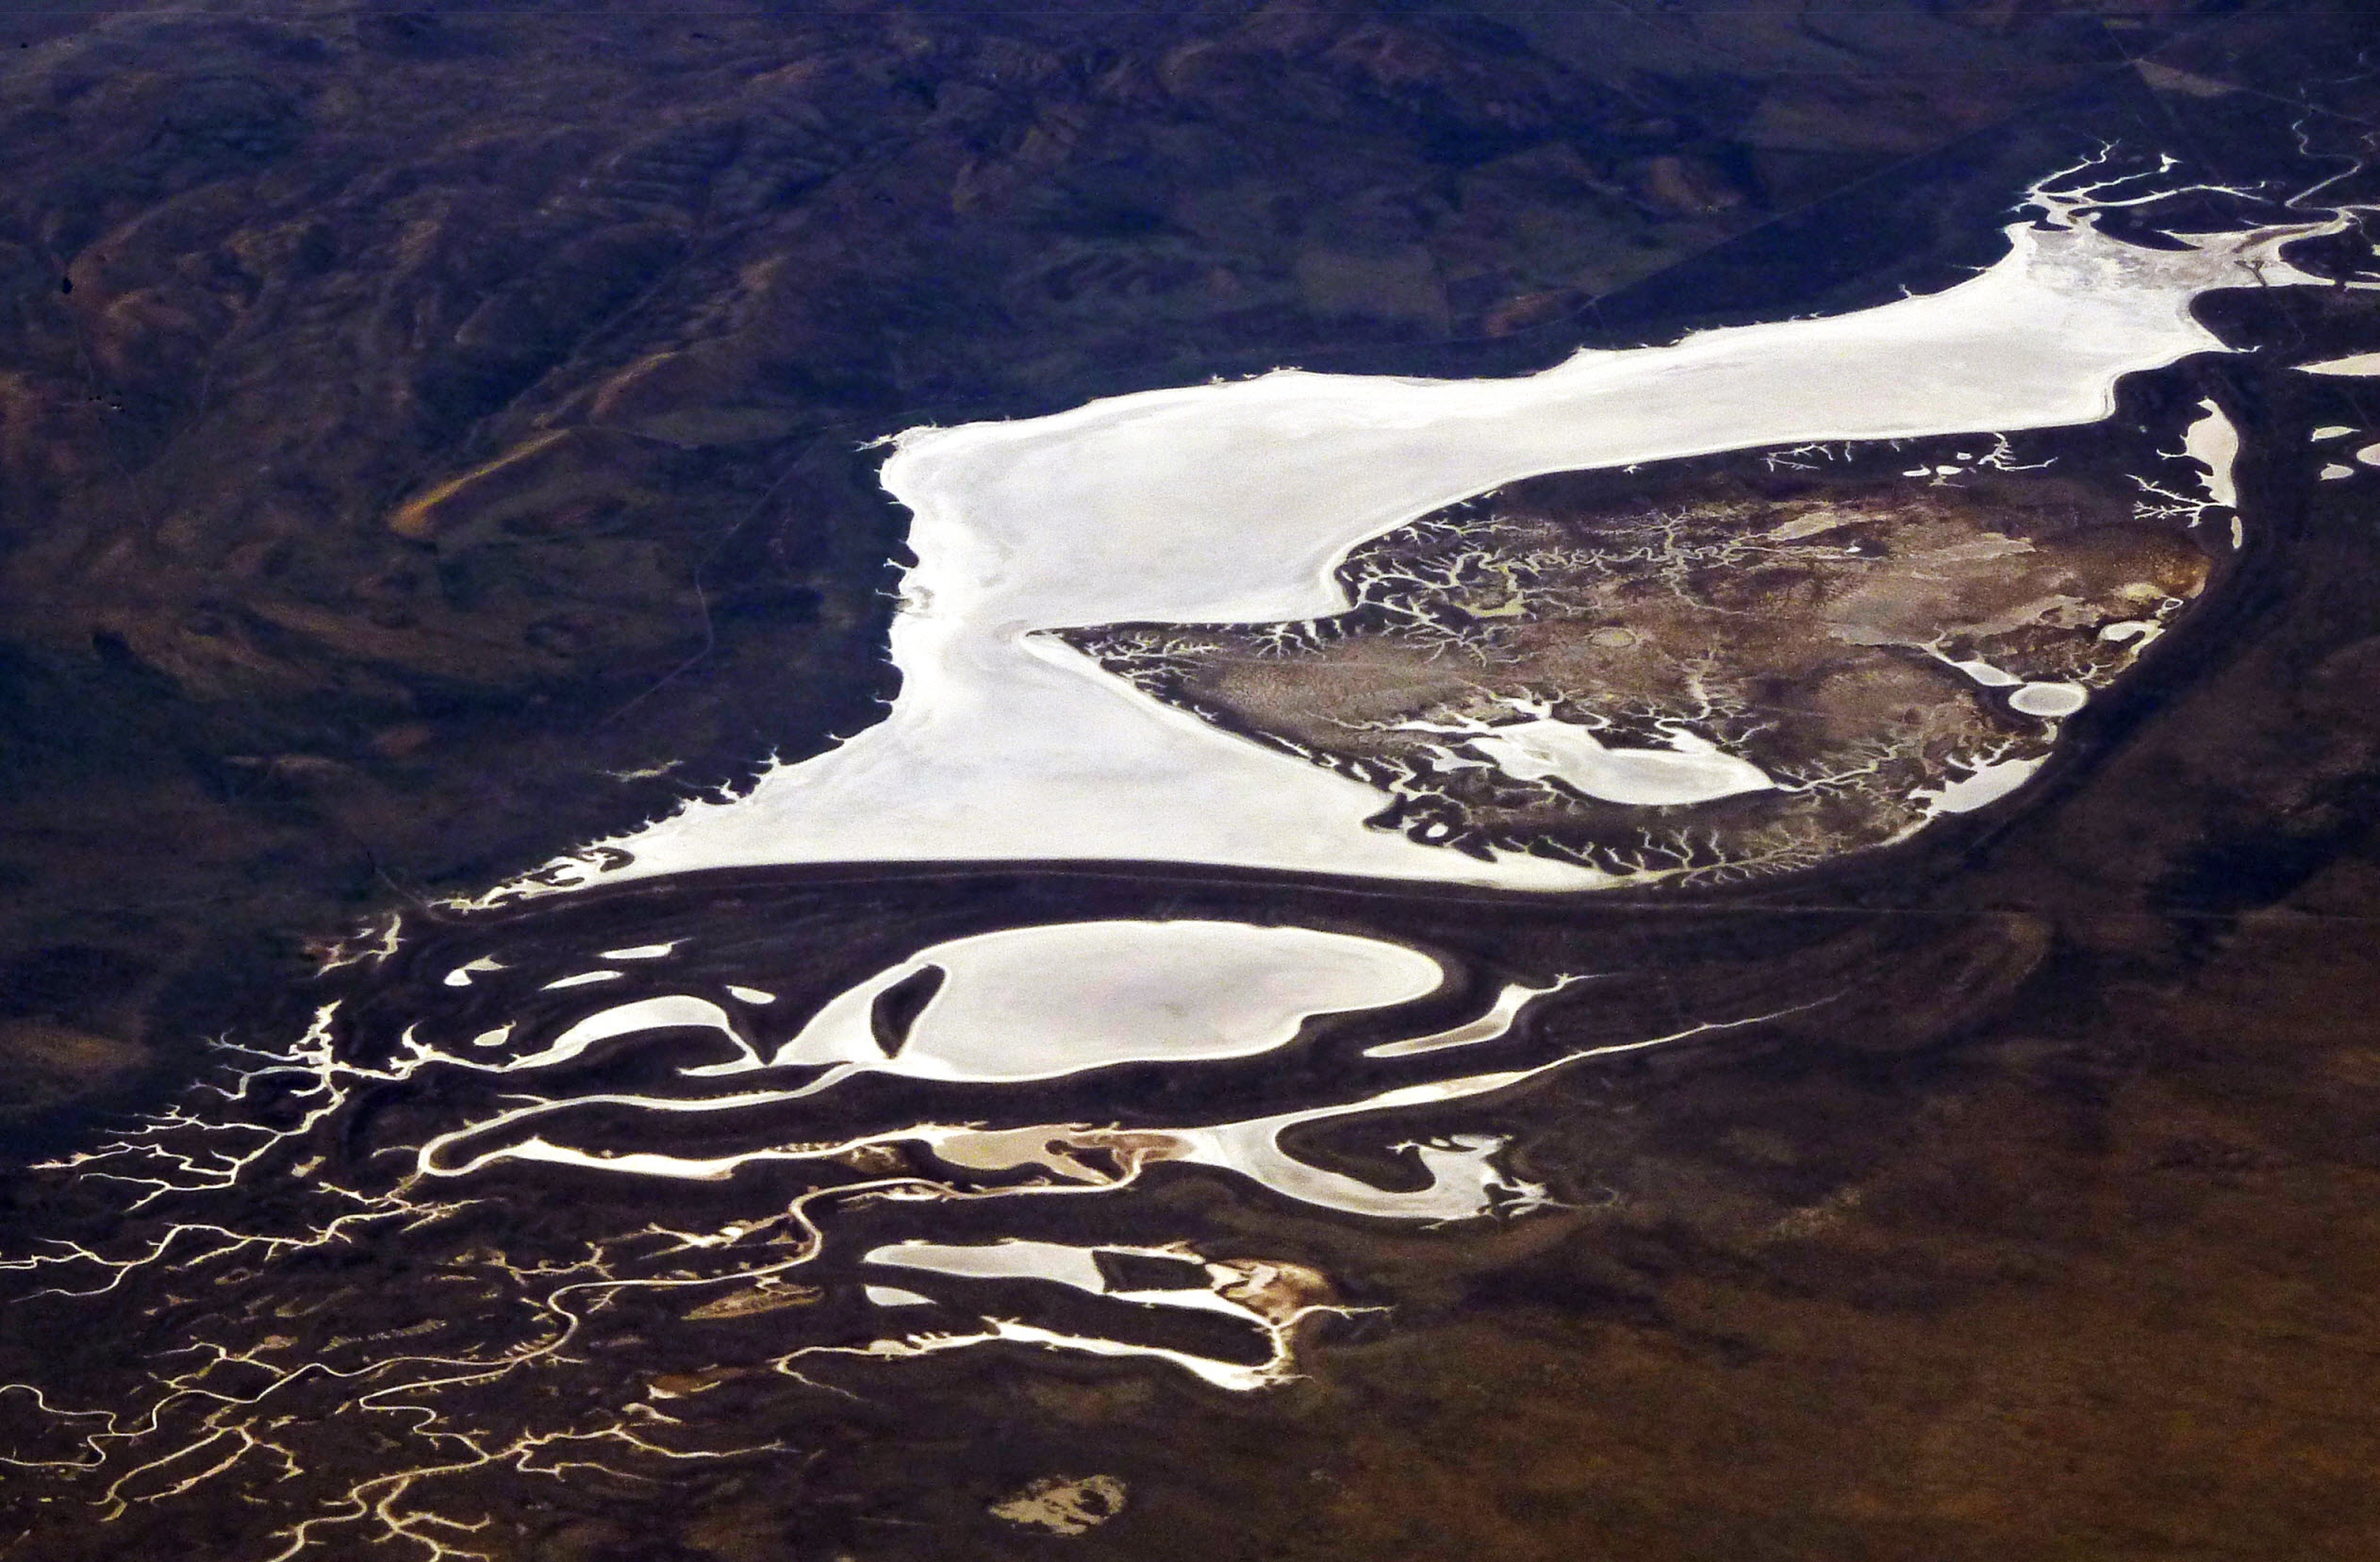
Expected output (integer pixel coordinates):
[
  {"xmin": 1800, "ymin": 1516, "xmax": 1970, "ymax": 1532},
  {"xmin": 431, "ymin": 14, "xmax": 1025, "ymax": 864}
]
[
  {"xmin": 388, "ymin": 427, "xmax": 669, "ymax": 547},
  {"xmin": 0, "ymin": 1019, "xmax": 151, "ymax": 1088},
  {"xmin": 682, "ymin": 1284, "xmax": 823, "ymax": 1321},
  {"xmin": 1066, "ymin": 452, "xmax": 2215, "ymax": 880},
  {"xmin": 989, "ymin": 1473, "xmax": 1129, "ymax": 1536}
]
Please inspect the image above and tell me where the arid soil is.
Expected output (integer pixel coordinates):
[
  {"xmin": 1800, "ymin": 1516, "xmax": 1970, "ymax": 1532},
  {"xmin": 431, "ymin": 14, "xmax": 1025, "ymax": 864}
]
[
  {"xmin": 1066, "ymin": 422, "xmax": 2219, "ymax": 877},
  {"xmin": 5, "ymin": 3, "xmax": 2380, "ymax": 1561},
  {"xmin": 0, "ymin": 0, "xmax": 2227, "ymax": 1122}
]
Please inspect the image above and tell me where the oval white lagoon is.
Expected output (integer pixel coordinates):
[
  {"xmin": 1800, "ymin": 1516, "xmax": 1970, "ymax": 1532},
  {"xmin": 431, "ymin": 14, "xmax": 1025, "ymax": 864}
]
[
  {"xmin": 2008, "ymin": 681, "xmax": 2090, "ymax": 719},
  {"xmin": 1459, "ymin": 719, "xmax": 1775, "ymax": 806},
  {"xmin": 772, "ymin": 919, "xmax": 1444, "ymax": 1084}
]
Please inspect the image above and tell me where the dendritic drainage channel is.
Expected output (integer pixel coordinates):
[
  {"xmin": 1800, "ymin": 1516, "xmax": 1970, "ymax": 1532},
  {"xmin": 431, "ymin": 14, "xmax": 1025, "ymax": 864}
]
[
  {"xmin": 1059, "ymin": 417, "xmax": 2225, "ymax": 880},
  {"xmin": 5, "ymin": 147, "xmax": 2380, "ymax": 1559},
  {"xmin": 0, "ymin": 904, "xmax": 1806, "ymax": 1558},
  {"xmin": 481, "ymin": 146, "xmax": 2368, "ymax": 901}
]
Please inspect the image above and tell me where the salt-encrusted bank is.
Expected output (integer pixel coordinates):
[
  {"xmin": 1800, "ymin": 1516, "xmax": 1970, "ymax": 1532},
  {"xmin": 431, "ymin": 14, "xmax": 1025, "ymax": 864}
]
[{"xmin": 498, "ymin": 170, "xmax": 2306, "ymax": 898}]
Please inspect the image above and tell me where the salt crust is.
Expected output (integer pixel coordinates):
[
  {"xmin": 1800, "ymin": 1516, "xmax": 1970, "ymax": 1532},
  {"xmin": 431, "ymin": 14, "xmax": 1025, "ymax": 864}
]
[{"xmin": 521, "ymin": 199, "xmax": 2323, "ymax": 895}]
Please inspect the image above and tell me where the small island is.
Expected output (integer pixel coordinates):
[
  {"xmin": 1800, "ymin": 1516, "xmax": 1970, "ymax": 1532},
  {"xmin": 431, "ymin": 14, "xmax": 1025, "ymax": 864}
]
[{"xmin": 1061, "ymin": 421, "xmax": 2222, "ymax": 880}]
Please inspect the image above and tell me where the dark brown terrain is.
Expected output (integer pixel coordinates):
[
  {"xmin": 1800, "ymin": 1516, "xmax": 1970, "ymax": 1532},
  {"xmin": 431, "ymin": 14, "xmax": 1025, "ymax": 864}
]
[
  {"xmin": 0, "ymin": 0, "xmax": 2255, "ymax": 1119},
  {"xmin": 4, "ymin": 3, "xmax": 2380, "ymax": 1560}
]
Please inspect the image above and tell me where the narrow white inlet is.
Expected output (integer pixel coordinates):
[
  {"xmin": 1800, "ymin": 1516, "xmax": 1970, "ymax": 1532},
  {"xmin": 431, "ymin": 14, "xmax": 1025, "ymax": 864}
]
[
  {"xmin": 541, "ymin": 970, "xmax": 622, "ymax": 990},
  {"xmin": 518, "ymin": 994, "xmax": 754, "ymax": 1072},
  {"xmin": 868, "ymin": 1238, "xmax": 1110, "ymax": 1291},
  {"xmin": 1934, "ymin": 653, "xmax": 2024, "ymax": 690},
  {"xmin": 2302, "ymin": 353, "xmax": 2380, "ymax": 375},
  {"xmin": 1364, "ymin": 974, "xmax": 1590, "ymax": 1058}
]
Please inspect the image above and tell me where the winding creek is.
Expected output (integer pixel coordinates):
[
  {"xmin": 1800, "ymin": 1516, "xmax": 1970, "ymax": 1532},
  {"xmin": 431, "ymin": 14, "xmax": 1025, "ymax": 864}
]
[{"xmin": 4, "ymin": 151, "xmax": 2376, "ymax": 1556}]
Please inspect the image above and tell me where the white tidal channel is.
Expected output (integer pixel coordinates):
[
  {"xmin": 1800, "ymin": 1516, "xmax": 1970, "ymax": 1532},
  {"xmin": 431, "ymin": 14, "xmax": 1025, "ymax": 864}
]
[
  {"xmin": 20, "ymin": 170, "xmax": 2380, "ymax": 1559},
  {"xmin": 495, "ymin": 168, "xmax": 2344, "ymax": 901}
]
